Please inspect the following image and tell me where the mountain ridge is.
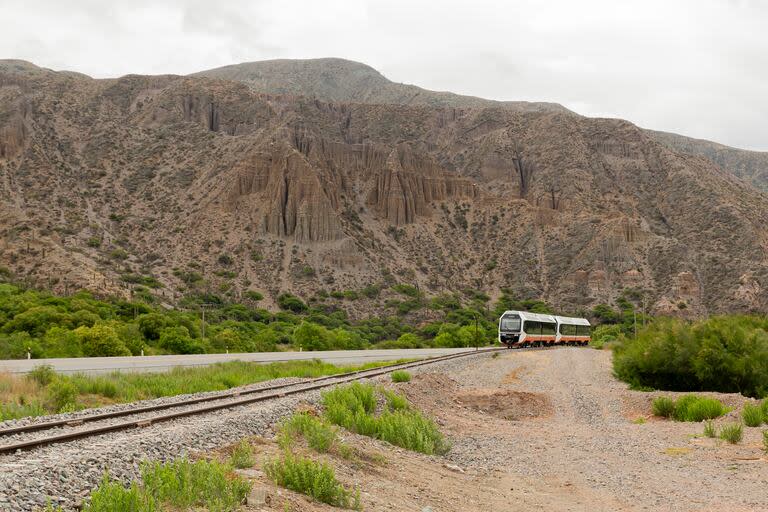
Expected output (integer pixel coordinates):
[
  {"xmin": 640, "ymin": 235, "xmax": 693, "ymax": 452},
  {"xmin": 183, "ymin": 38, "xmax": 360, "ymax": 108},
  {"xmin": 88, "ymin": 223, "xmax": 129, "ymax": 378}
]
[{"xmin": 0, "ymin": 59, "xmax": 766, "ymax": 317}]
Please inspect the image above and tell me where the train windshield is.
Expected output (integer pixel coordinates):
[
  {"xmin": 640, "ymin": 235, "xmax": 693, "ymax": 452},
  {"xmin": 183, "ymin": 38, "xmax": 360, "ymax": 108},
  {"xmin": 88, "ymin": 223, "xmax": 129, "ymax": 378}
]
[{"xmin": 500, "ymin": 315, "xmax": 521, "ymax": 331}]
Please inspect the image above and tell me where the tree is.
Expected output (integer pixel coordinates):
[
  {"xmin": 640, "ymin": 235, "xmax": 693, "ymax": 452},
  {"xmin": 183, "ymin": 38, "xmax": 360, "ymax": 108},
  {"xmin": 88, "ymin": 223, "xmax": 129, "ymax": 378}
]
[
  {"xmin": 293, "ymin": 321, "xmax": 329, "ymax": 351},
  {"xmin": 74, "ymin": 324, "xmax": 131, "ymax": 357},
  {"xmin": 158, "ymin": 326, "xmax": 204, "ymax": 354},
  {"xmin": 278, "ymin": 293, "xmax": 308, "ymax": 313},
  {"xmin": 137, "ymin": 313, "xmax": 169, "ymax": 341}
]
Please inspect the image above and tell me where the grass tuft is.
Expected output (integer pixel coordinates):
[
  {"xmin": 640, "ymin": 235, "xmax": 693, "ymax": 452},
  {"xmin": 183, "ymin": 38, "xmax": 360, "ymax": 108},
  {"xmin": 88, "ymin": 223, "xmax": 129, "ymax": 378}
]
[
  {"xmin": 390, "ymin": 370, "xmax": 411, "ymax": 383},
  {"xmin": 322, "ymin": 383, "xmax": 449, "ymax": 455},
  {"xmin": 230, "ymin": 439, "xmax": 255, "ymax": 469},
  {"xmin": 84, "ymin": 474, "xmax": 156, "ymax": 512},
  {"xmin": 279, "ymin": 412, "xmax": 342, "ymax": 455},
  {"xmin": 719, "ymin": 423, "xmax": 743, "ymax": 444},
  {"xmin": 763, "ymin": 430, "xmax": 768, "ymax": 452},
  {"xmin": 652, "ymin": 395, "xmax": 728, "ymax": 422},
  {"xmin": 265, "ymin": 452, "xmax": 360, "ymax": 509},
  {"xmin": 703, "ymin": 420, "xmax": 717, "ymax": 438},
  {"xmin": 141, "ymin": 458, "xmax": 250, "ymax": 510},
  {"xmin": 651, "ymin": 397, "xmax": 675, "ymax": 418},
  {"xmin": 742, "ymin": 404, "xmax": 764, "ymax": 427}
]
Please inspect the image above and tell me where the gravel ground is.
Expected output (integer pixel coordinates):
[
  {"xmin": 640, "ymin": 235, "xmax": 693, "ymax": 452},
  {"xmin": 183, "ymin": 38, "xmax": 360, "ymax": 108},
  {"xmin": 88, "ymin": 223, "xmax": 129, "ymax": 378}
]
[
  {"xmin": 0, "ymin": 352, "xmax": 487, "ymax": 511},
  {"xmin": 437, "ymin": 348, "xmax": 768, "ymax": 511}
]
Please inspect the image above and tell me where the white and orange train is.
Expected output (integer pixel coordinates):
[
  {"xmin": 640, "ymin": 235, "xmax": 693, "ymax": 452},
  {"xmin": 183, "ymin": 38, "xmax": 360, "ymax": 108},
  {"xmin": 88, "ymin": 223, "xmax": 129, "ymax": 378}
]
[{"xmin": 498, "ymin": 310, "xmax": 591, "ymax": 348}]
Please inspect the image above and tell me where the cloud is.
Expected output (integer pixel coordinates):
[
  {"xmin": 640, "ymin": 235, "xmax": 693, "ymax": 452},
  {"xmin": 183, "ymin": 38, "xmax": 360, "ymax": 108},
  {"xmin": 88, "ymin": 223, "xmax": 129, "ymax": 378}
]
[{"xmin": 0, "ymin": 0, "xmax": 766, "ymax": 150}]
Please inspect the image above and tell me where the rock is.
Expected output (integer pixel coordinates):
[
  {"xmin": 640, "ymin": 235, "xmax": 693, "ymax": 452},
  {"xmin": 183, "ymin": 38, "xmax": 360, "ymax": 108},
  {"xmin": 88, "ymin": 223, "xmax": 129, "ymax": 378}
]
[
  {"xmin": 246, "ymin": 485, "xmax": 268, "ymax": 506},
  {"xmin": 443, "ymin": 463, "xmax": 465, "ymax": 474}
]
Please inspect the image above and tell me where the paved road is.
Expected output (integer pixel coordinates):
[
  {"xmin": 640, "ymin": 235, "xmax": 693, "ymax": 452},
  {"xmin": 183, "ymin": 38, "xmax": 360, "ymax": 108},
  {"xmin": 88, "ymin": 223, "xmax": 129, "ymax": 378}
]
[{"xmin": 0, "ymin": 347, "xmax": 485, "ymax": 375}]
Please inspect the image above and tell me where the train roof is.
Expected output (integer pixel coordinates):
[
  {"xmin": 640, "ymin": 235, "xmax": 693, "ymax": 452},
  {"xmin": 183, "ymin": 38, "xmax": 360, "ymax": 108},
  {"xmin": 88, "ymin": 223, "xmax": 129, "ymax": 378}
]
[
  {"xmin": 501, "ymin": 311, "xmax": 591, "ymax": 326},
  {"xmin": 555, "ymin": 315, "xmax": 591, "ymax": 326},
  {"xmin": 500, "ymin": 310, "xmax": 557, "ymax": 323}
]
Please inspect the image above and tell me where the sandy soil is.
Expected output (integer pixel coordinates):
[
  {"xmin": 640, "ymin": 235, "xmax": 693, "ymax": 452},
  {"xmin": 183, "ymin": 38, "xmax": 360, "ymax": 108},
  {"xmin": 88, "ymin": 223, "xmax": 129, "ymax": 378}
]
[{"xmin": 223, "ymin": 349, "xmax": 768, "ymax": 512}]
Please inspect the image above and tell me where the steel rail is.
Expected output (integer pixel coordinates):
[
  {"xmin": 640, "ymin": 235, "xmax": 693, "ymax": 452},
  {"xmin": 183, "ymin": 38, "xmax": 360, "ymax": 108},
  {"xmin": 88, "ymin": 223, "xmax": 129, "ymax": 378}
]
[{"xmin": 0, "ymin": 347, "xmax": 506, "ymax": 454}]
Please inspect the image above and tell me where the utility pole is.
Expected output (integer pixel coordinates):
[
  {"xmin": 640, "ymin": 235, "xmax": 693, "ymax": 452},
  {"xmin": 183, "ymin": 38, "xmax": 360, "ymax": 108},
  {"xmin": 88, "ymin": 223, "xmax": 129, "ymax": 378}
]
[
  {"xmin": 200, "ymin": 303, "xmax": 216, "ymax": 341},
  {"xmin": 634, "ymin": 310, "xmax": 637, "ymax": 339}
]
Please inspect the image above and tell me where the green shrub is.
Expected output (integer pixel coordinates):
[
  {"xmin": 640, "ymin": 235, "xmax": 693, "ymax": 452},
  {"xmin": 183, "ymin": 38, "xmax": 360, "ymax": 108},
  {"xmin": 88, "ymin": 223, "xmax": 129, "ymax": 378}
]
[
  {"xmin": 703, "ymin": 420, "xmax": 716, "ymax": 438},
  {"xmin": 27, "ymin": 364, "xmax": 56, "ymax": 386},
  {"xmin": 672, "ymin": 395, "xmax": 727, "ymax": 422},
  {"xmin": 390, "ymin": 370, "xmax": 411, "ymax": 383},
  {"xmin": 719, "ymin": 423, "xmax": 743, "ymax": 444},
  {"xmin": 322, "ymin": 383, "xmax": 449, "ymax": 455},
  {"xmin": 279, "ymin": 412, "xmax": 339, "ymax": 454},
  {"xmin": 761, "ymin": 399, "xmax": 768, "ymax": 419},
  {"xmin": 613, "ymin": 316, "xmax": 768, "ymax": 398},
  {"xmin": 84, "ymin": 474, "xmax": 156, "ymax": 512},
  {"xmin": 651, "ymin": 397, "xmax": 675, "ymax": 418},
  {"xmin": 265, "ymin": 452, "xmax": 359, "ymax": 509},
  {"xmin": 74, "ymin": 324, "xmax": 131, "ymax": 357},
  {"xmin": 230, "ymin": 439, "xmax": 254, "ymax": 469},
  {"xmin": 277, "ymin": 293, "xmax": 308, "ymax": 313},
  {"xmin": 45, "ymin": 379, "xmax": 78, "ymax": 412},
  {"xmin": 383, "ymin": 390, "xmax": 409, "ymax": 412},
  {"xmin": 763, "ymin": 430, "xmax": 768, "ymax": 452},
  {"xmin": 141, "ymin": 458, "xmax": 250, "ymax": 510},
  {"xmin": 742, "ymin": 403, "xmax": 764, "ymax": 427}
]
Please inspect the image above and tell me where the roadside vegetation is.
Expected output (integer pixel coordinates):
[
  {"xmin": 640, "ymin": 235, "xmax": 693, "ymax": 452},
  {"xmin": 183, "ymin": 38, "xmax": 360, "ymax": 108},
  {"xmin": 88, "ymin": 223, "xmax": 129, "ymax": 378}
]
[
  {"xmin": 46, "ymin": 458, "xmax": 250, "ymax": 512},
  {"xmin": 650, "ymin": 395, "xmax": 729, "ymax": 422},
  {"xmin": 322, "ymin": 382, "xmax": 450, "ymax": 455},
  {"xmin": 614, "ymin": 316, "xmax": 768, "ymax": 398},
  {"xmin": 0, "ymin": 283, "xmax": 556, "ymax": 360},
  {"xmin": 390, "ymin": 370, "xmax": 411, "ymax": 382},
  {"xmin": 0, "ymin": 359, "xmax": 406, "ymax": 421}
]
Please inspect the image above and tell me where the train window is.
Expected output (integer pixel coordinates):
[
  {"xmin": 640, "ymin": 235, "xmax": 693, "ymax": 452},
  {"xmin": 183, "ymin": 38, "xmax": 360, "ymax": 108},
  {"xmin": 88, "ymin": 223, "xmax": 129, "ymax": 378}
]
[
  {"xmin": 577, "ymin": 325, "xmax": 591, "ymax": 336},
  {"xmin": 500, "ymin": 315, "xmax": 521, "ymax": 331},
  {"xmin": 523, "ymin": 321, "xmax": 541, "ymax": 334},
  {"xmin": 560, "ymin": 324, "xmax": 575, "ymax": 335},
  {"xmin": 542, "ymin": 322, "xmax": 556, "ymax": 335}
]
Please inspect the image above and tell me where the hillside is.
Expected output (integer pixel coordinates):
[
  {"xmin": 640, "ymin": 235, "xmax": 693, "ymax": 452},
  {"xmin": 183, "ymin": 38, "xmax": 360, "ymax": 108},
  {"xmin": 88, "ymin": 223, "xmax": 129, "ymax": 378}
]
[
  {"xmin": 1, "ymin": 59, "xmax": 767, "ymax": 316},
  {"xmin": 198, "ymin": 59, "xmax": 768, "ymax": 192},
  {"xmin": 649, "ymin": 129, "xmax": 768, "ymax": 192},
  {"xmin": 194, "ymin": 58, "xmax": 569, "ymax": 114}
]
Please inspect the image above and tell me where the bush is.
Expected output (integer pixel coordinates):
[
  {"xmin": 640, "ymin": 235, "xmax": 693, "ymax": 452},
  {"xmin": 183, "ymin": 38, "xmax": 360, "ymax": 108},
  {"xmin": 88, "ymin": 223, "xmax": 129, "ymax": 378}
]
[
  {"xmin": 672, "ymin": 395, "xmax": 727, "ymax": 422},
  {"xmin": 719, "ymin": 423, "xmax": 743, "ymax": 444},
  {"xmin": 75, "ymin": 325, "xmax": 131, "ymax": 357},
  {"xmin": 322, "ymin": 383, "xmax": 449, "ymax": 455},
  {"xmin": 46, "ymin": 379, "xmax": 78, "ymax": 412},
  {"xmin": 742, "ymin": 404, "xmax": 764, "ymax": 427},
  {"xmin": 230, "ymin": 439, "xmax": 254, "ymax": 469},
  {"xmin": 277, "ymin": 293, "xmax": 308, "ymax": 313},
  {"xmin": 279, "ymin": 412, "xmax": 340, "ymax": 454},
  {"xmin": 703, "ymin": 420, "xmax": 716, "ymax": 438},
  {"xmin": 761, "ymin": 399, "xmax": 768, "ymax": 419},
  {"xmin": 613, "ymin": 316, "xmax": 768, "ymax": 398},
  {"xmin": 158, "ymin": 326, "xmax": 203, "ymax": 355},
  {"xmin": 651, "ymin": 397, "xmax": 675, "ymax": 418},
  {"xmin": 390, "ymin": 370, "xmax": 411, "ymax": 383},
  {"xmin": 763, "ymin": 430, "xmax": 768, "ymax": 452},
  {"xmin": 27, "ymin": 364, "xmax": 56, "ymax": 386},
  {"xmin": 83, "ymin": 474, "xmax": 156, "ymax": 512},
  {"xmin": 141, "ymin": 458, "xmax": 250, "ymax": 510},
  {"xmin": 265, "ymin": 452, "xmax": 359, "ymax": 509}
]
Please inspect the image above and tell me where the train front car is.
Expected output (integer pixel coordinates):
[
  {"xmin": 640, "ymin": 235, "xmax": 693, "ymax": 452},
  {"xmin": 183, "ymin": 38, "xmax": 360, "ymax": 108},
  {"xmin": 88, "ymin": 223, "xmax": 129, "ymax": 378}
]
[
  {"xmin": 498, "ymin": 310, "xmax": 560, "ymax": 348},
  {"xmin": 498, "ymin": 311, "xmax": 523, "ymax": 347}
]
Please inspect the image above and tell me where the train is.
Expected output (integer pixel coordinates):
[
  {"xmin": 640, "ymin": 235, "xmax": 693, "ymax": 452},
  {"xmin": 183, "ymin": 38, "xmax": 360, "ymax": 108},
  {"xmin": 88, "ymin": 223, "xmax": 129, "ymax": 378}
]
[{"xmin": 498, "ymin": 310, "xmax": 591, "ymax": 348}]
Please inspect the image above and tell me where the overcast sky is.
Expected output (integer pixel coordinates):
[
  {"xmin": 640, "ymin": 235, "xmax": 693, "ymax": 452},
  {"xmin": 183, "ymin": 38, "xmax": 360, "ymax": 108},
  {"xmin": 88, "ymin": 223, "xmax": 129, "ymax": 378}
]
[{"xmin": 1, "ymin": 0, "xmax": 766, "ymax": 150}]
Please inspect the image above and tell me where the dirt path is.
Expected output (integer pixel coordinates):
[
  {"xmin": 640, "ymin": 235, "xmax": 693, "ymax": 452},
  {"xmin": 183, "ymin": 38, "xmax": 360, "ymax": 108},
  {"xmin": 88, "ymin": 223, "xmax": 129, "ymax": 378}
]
[{"xmin": 232, "ymin": 349, "xmax": 767, "ymax": 512}]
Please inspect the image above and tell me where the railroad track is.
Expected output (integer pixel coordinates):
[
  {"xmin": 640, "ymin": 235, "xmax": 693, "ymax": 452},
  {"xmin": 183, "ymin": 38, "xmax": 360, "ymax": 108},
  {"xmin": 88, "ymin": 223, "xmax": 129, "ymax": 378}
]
[{"xmin": 0, "ymin": 347, "xmax": 506, "ymax": 455}]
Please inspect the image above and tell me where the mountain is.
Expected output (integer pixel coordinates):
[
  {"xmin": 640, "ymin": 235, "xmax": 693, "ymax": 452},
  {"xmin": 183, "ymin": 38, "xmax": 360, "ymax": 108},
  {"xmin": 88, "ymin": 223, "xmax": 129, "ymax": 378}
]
[
  {"xmin": 194, "ymin": 58, "xmax": 569, "ymax": 114},
  {"xmin": 649, "ymin": 130, "xmax": 768, "ymax": 192},
  {"xmin": 0, "ymin": 58, "xmax": 767, "ymax": 316},
  {"xmin": 197, "ymin": 59, "xmax": 768, "ymax": 193}
]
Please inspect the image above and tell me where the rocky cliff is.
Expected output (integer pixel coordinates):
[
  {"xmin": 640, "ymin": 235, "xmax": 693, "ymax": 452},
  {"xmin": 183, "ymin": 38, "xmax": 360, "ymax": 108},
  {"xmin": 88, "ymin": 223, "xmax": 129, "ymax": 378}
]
[{"xmin": 1, "ymin": 59, "xmax": 767, "ymax": 316}]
